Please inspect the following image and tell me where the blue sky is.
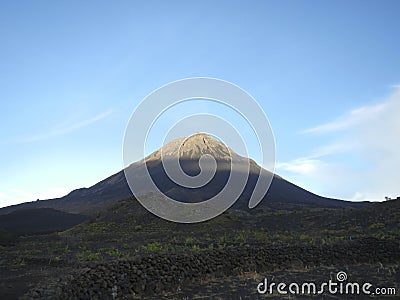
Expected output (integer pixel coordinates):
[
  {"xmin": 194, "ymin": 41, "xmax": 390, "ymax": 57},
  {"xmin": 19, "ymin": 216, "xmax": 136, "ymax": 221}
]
[{"xmin": 1, "ymin": 0, "xmax": 400, "ymax": 207}]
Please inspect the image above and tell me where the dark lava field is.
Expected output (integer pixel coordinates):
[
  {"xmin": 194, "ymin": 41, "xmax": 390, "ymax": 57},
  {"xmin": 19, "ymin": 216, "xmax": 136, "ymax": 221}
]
[{"xmin": 0, "ymin": 198, "xmax": 399, "ymax": 299}]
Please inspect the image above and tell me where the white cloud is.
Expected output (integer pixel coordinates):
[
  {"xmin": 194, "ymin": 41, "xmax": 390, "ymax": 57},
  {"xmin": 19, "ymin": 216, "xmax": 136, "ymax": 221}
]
[
  {"xmin": 301, "ymin": 102, "xmax": 388, "ymax": 135},
  {"xmin": 13, "ymin": 109, "xmax": 113, "ymax": 143},
  {"xmin": 277, "ymin": 86, "xmax": 400, "ymax": 201},
  {"xmin": 276, "ymin": 158, "xmax": 323, "ymax": 176},
  {"xmin": 276, "ymin": 157, "xmax": 358, "ymax": 199}
]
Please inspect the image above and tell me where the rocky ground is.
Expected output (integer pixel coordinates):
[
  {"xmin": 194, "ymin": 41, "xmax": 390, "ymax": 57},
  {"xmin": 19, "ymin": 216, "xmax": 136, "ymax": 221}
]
[
  {"xmin": 24, "ymin": 237, "xmax": 399, "ymax": 299},
  {"xmin": 1, "ymin": 199, "xmax": 399, "ymax": 299}
]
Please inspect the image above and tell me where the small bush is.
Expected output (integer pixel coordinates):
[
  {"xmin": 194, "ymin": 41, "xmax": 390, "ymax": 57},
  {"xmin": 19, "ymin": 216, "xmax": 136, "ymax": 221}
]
[{"xmin": 142, "ymin": 241, "xmax": 163, "ymax": 253}]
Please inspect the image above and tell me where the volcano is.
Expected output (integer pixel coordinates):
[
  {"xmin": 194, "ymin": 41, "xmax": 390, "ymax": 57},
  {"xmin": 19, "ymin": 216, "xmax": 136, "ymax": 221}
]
[
  {"xmin": 0, "ymin": 133, "xmax": 364, "ymax": 216},
  {"xmin": 124, "ymin": 133, "xmax": 269, "ymax": 207}
]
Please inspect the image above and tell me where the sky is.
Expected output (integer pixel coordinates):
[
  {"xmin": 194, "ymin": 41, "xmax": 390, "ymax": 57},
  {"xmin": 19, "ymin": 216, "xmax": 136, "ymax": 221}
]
[{"xmin": 1, "ymin": 0, "xmax": 400, "ymax": 207}]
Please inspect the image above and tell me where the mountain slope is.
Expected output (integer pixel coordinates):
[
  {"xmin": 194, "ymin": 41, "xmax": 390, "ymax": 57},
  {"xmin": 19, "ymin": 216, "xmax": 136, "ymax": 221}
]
[
  {"xmin": 0, "ymin": 133, "xmax": 367, "ymax": 216},
  {"xmin": 0, "ymin": 208, "xmax": 87, "ymax": 234}
]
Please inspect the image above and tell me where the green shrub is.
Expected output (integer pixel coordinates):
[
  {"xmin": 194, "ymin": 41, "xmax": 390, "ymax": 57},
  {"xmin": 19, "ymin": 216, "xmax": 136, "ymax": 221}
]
[
  {"xmin": 107, "ymin": 247, "xmax": 121, "ymax": 257},
  {"xmin": 185, "ymin": 237, "xmax": 197, "ymax": 244},
  {"xmin": 191, "ymin": 245, "xmax": 201, "ymax": 252},
  {"xmin": 369, "ymin": 223, "xmax": 385, "ymax": 230},
  {"xmin": 142, "ymin": 241, "xmax": 163, "ymax": 253}
]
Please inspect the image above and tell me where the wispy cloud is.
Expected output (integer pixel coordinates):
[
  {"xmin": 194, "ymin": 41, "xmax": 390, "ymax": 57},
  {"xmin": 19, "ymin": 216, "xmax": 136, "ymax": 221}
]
[
  {"xmin": 276, "ymin": 158, "xmax": 324, "ymax": 176},
  {"xmin": 277, "ymin": 86, "xmax": 400, "ymax": 201},
  {"xmin": 13, "ymin": 109, "xmax": 113, "ymax": 143},
  {"xmin": 300, "ymin": 102, "xmax": 388, "ymax": 134}
]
